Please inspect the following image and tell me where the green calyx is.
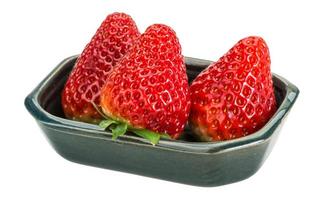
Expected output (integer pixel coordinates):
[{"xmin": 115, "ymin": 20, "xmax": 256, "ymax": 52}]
[
  {"xmin": 99, "ymin": 119, "xmax": 127, "ymax": 140},
  {"xmin": 99, "ymin": 118, "xmax": 171, "ymax": 145},
  {"xmin": 93, "ymin": 101, "xmax": 170, "ymax": 145}
]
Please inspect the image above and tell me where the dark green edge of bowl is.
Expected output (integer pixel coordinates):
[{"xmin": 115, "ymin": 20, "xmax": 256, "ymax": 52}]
[{"xmin": 24, "ymin": 55, "xmax": 299, "ymax": 155}]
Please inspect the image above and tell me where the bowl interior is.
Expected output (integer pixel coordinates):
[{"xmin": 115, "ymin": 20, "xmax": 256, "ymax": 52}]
[{"xmin": 38, "ymin": 56, "xmax": 286, "ymax": 142}]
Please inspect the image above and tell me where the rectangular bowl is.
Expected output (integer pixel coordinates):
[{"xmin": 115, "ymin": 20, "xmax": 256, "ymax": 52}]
[{"xmin": 25, "ymin": 55, "xmax": 299, "ymax": 187}]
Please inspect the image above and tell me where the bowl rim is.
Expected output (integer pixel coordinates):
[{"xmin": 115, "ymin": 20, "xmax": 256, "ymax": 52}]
[{"xmin": 25, "ymin": 55, "xmax": 299, "ymax": 155}]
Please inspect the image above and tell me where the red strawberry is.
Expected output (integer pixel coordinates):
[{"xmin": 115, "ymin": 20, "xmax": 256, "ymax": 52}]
[
  {"xmin": 99, "ymin": 24, "xmax": 190, "ymax": 144},
  {"xmin": 61, "ymin": 12, "xmax": 140, "ymax": 123},
  {"xmin": 189, "ymin": 36, "xmax": 276, "ymax": 141}
]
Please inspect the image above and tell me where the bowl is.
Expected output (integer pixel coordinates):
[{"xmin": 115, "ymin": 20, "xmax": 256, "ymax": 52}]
[{"xmin": 25, "ymin": 55, "xmax": 299, "ymax": 187}]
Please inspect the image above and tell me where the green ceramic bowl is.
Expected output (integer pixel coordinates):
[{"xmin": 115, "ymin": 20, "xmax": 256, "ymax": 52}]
[{"xmin": 25, "ymin": 55, "xmax": 299, "ymax": 187}]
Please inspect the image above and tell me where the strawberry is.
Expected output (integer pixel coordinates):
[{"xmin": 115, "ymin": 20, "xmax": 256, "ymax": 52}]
[
  {"xmin": 99, "ymin": 24, "xmax": 190, "ymax": 144},
  {"xmin": 61, "ymin": 12, "xmax": 140, "ymax": 123},
  {"xmin": 189, "ymin": 36, "xmax": 276, "ymax": 141}
]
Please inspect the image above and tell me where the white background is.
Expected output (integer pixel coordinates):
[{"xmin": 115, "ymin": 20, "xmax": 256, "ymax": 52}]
[{"xmin": 1, "ymin": 0, "xmax": 325, "ymax": 199}]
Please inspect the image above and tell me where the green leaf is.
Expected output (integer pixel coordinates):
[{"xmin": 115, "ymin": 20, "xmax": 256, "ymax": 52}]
[
  {"xmin": 111, "ymin": 123, "xmax": 128, "ymax": 140},
  {"xmin": 160, "ymin": 133, "xmax": 172, "ymax": 139},
  {"xmin": 131, "ymin": 129, "xmax": 162, "ymax": 145},
  {"xmin": 99, "ymin": 119, "xmax": 118, "ymax": 129},
  {"xmin": 99, "ymin": 117, "xmax": 171, "ymax": 145}
]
